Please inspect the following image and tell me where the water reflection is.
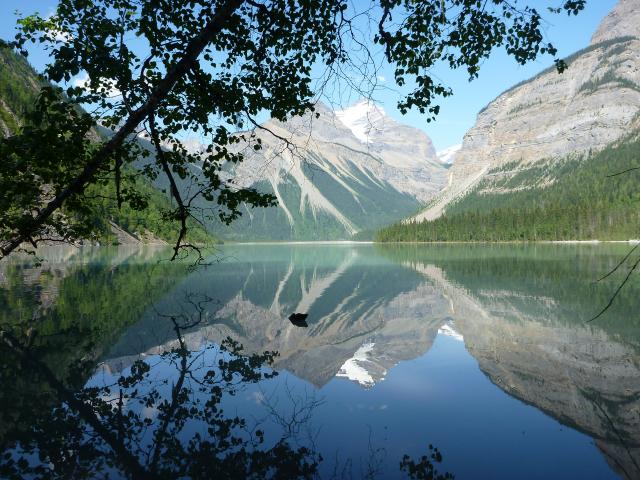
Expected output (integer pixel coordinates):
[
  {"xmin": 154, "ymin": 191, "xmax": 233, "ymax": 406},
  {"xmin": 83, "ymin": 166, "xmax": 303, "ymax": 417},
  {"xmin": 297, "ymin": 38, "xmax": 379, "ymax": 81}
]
[
  {"xmin": 106, "ymin": 245, "xmax": 451, "ymax": 389},
  {"xmin": 1, "ymin": 324, "xmax": 322, "ymax": 478},
  {"xmin": 381, "ymin": 244, "xmax": 640, "ymax": 479},
  {"xmin": 1, "ymin": 244, "xmax": 639, "ymax": 478}
]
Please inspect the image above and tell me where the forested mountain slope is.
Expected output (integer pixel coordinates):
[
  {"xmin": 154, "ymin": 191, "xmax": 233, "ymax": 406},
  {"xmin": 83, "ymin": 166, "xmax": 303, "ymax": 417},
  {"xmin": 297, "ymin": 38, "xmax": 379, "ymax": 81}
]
[
  {"xmin": 400, "ymin": 0, "xmax": 640, "ymax": 240},
  {"xmin": 0, "ymin": 45, "xmax": 210, "ymax": 245},
  {"xmin": 0, "ymin": 47, "xmax": 42, "ymax": 135},
  {"xmin": 378, "ymin": 135, "xmax": 640, "ymax": 241}
]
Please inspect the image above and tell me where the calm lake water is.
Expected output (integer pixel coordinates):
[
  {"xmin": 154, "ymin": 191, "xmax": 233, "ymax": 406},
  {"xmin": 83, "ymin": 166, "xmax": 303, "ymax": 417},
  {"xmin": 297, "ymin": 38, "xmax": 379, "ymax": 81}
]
[{"xmin": 1, "ymin": 243, "xmax": 639, "ymax": 479}]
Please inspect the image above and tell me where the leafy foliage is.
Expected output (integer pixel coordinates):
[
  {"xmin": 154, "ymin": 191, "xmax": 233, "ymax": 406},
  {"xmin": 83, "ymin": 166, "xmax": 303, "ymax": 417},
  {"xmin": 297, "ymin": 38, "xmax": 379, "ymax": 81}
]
[
  {"xmin": 400, "ymin": 445, "xmax": 454, "ymax": 480},
  {"xmin": 374, "ymin": 0, "xmax": 585, "ymax": 118},
  {"xmin": 0, "ymin": 46, "xmax": 213, "ymax": 246},
  {"xmin": 82, "ymin": 172, "xmax": 215, "ymax": 245}
]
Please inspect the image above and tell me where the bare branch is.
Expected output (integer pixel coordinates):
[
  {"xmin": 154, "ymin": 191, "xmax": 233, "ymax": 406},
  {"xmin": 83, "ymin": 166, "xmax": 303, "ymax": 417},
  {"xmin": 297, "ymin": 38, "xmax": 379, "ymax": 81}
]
[
  {"xmin": 587, "ymin": 253, "xmax": 640, "ymax": 323},
  {"xmin": 607, "ymin": 166, "xmax": 640, "ymax": 177}
]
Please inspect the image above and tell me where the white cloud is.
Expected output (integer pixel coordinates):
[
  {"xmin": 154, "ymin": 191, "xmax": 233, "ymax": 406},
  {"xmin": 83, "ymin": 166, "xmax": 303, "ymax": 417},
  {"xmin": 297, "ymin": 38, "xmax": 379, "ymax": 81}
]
[
  {"xmin": 44, "ymin": 13, "xmax": 73, "ymax": 43},
  {"xmin": 52, "ymin": 28, "xmax": 72, "ymax": 43},
  {"xmin": 73, "ymin": 73, "xmax": 121, "ymax": 98},
  {"xmin": 377, "ymin": 75, "xmax": 386, "ymax": 83}
]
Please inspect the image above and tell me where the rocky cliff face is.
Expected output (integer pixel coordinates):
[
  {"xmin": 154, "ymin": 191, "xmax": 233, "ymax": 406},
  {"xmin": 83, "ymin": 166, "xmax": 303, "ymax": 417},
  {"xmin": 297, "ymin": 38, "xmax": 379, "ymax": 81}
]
[
  {"xmin": 213, "ymin": 101, "xmax": 446, "ymax": 239},
  {"xmin": 591, "ymin": 0, "xmax": 640, "ymax": 44},
  {"xmin": 416, "ymin": 0, "xmax": 640, "ymax": 221}
]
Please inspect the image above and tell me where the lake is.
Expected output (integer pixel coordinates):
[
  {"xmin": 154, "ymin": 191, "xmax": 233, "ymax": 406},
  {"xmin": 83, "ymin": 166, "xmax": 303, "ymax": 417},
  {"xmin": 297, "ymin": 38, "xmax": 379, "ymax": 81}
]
[{"xmin": 1, "ymin": 243, "xmax": 639, "ymax": 479}]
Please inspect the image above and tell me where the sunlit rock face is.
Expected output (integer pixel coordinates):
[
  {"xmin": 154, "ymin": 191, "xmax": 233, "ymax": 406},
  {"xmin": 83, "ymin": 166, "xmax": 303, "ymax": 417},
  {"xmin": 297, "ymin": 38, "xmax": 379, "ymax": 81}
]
[
  {"xmin": 417, "ymin": 0, "xmax": 640, "ymax": 221},
  {"xmin": 412, "ymin": 260, "xmax": 640, "ymax": 479},
  {"xmin": 211, "ymin": 100, "xmax": 446, "ymax": 239},
  {"xmin": 591, "ymin": 0, "xmax": 640, "ymax": 44}
]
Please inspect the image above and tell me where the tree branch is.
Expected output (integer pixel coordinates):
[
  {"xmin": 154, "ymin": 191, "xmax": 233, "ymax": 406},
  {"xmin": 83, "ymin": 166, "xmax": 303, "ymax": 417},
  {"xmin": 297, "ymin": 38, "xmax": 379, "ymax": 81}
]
[
  {"xmin": 147, "ymin": 113, "xmax": 191, "ymax": 261},
  {"xmin": 0, "ymin": 0, "xmax": 244, "ymax": 259}
]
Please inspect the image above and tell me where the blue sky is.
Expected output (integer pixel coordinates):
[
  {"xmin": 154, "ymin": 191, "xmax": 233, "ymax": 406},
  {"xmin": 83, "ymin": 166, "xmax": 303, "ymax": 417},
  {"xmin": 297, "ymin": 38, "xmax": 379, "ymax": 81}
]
[{"xmin": 0, "ymin": 0, "xmax": 618, "ymax": 150}]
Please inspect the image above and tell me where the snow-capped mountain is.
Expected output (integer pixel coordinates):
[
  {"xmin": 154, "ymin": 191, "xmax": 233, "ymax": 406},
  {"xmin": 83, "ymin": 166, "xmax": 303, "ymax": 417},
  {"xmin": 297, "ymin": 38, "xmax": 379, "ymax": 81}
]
[
  {"xmin": 336, "ymin": 100, "xmax": 440, "ymax": 171},
  {"xmin": 212, "ymin": 101, "xmax": 446, "ymax": 240},
  {"xmin": 437, "ymin": 321, "xmax": 463, "ymax": 341},
  {"xmin": 436, "ymin": 144, "xmax": 461, "ymax": 165},
  {"xmin": 335, "ymin": 100, "xmax": 387, "ymax": 143},
  {"xmin": 336, "ymin": 342, "xmax": 381, "ymax": 388}
]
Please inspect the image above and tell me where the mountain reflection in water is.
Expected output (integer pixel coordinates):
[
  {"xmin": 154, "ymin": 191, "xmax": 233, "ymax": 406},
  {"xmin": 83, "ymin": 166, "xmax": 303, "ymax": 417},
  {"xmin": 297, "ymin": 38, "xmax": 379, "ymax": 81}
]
[{"xmin": 0, "ymin": 244, "xmax": 638, "ymax": 479}]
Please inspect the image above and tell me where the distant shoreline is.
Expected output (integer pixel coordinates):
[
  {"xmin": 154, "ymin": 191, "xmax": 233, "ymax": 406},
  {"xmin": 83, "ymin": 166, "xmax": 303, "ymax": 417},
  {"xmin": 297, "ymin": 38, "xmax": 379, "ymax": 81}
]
[
  {"xmin": 228, "ymin": 239, "xmax": 640, "ymax": 245},
  {"xmin": 228, "ymin": 240, "xmax": 375, "ymax": 245},
  {"xmin": 372, "ymin": 239, "xmax": 640, "ymax": 245}
]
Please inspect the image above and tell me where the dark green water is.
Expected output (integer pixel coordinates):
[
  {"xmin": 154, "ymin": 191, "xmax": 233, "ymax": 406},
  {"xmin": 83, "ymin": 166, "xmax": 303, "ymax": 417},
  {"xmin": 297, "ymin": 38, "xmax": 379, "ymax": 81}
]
[{"xmin": 1, "ymin": 243, "xmax": 639, "ymax": 479}]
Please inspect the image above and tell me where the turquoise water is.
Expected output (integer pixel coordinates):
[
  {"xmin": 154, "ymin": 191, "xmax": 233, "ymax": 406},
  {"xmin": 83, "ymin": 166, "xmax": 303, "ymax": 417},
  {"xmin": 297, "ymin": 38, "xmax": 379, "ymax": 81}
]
[{"xmin": 1, "ymin": 244, "xmax": 639, "ymax": 478}]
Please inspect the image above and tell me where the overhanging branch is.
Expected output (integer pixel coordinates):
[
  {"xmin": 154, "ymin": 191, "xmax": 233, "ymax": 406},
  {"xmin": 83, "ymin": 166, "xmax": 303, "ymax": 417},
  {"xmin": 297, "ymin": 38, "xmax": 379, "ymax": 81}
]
[{"xmin": 0, "ymin": 0, "xmax": 244, "ymax": 259}]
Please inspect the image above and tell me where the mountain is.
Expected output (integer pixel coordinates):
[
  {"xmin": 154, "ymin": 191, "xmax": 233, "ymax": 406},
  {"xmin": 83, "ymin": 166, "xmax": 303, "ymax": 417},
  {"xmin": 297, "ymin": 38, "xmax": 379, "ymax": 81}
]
[
  {"xmin": 380, "ymin": 244, "xmax": 640, "ymax": 478},
  {"xmin": 209, "ymin": 101, "xmax": 446, "ymax": 240},
  {"xmin": 403, "ymin": 0, "xmax": 640, "ymax": 237},
  {"xmin": 0, "ymin": 45, "xmax": 212, "ymax": 246},
  {"xmin": 0, "ymin": 46, "xmax": 42, "ymax": 135},
  {"xmin": 436, "ymin": 144, "xmax": 460, "ymax": 165},
  {"xmin": 3, "ymin": 45, "xmax": 446, "ymax": 243}
]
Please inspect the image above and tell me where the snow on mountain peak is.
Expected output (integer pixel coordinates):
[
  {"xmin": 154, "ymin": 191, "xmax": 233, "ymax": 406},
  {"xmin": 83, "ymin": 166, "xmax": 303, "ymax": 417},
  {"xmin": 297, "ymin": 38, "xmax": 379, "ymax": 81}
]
[
  {"xmin": 437, "ymin": 144, "xmax": 461, "ymax": 165},
  {"xmin": 335, "ymin": 100, "xmax": 387, "ymax": 143}
]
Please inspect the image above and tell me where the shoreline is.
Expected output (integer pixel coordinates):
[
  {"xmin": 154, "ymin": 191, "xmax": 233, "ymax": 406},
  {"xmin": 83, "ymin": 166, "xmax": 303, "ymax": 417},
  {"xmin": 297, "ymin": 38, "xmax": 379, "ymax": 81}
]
[
  {"xmin": 369, "ymin": 239, "xmax": 640, "ymax": 245},
  {"xmin": 227, "ymin": 240, "xmax": 375, "ymax": 246},
  {"xmin": 9, "ymin": 240, "xmax": 640, "ymax": 252},
  {"xmin": 229, "ymin": 239, "xmax": 640, "ymax": 245}
]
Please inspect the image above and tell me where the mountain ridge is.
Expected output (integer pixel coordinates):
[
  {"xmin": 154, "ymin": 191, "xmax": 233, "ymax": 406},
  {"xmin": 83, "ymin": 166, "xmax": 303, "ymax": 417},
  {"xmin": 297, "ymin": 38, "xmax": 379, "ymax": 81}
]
[
  {"xmin": 208, "ymin": 100, "xmax": 447, "ymax": 240},
  {"xmin": 412, "ymin": 0, "xmax": 640, "ymax": 224}
]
